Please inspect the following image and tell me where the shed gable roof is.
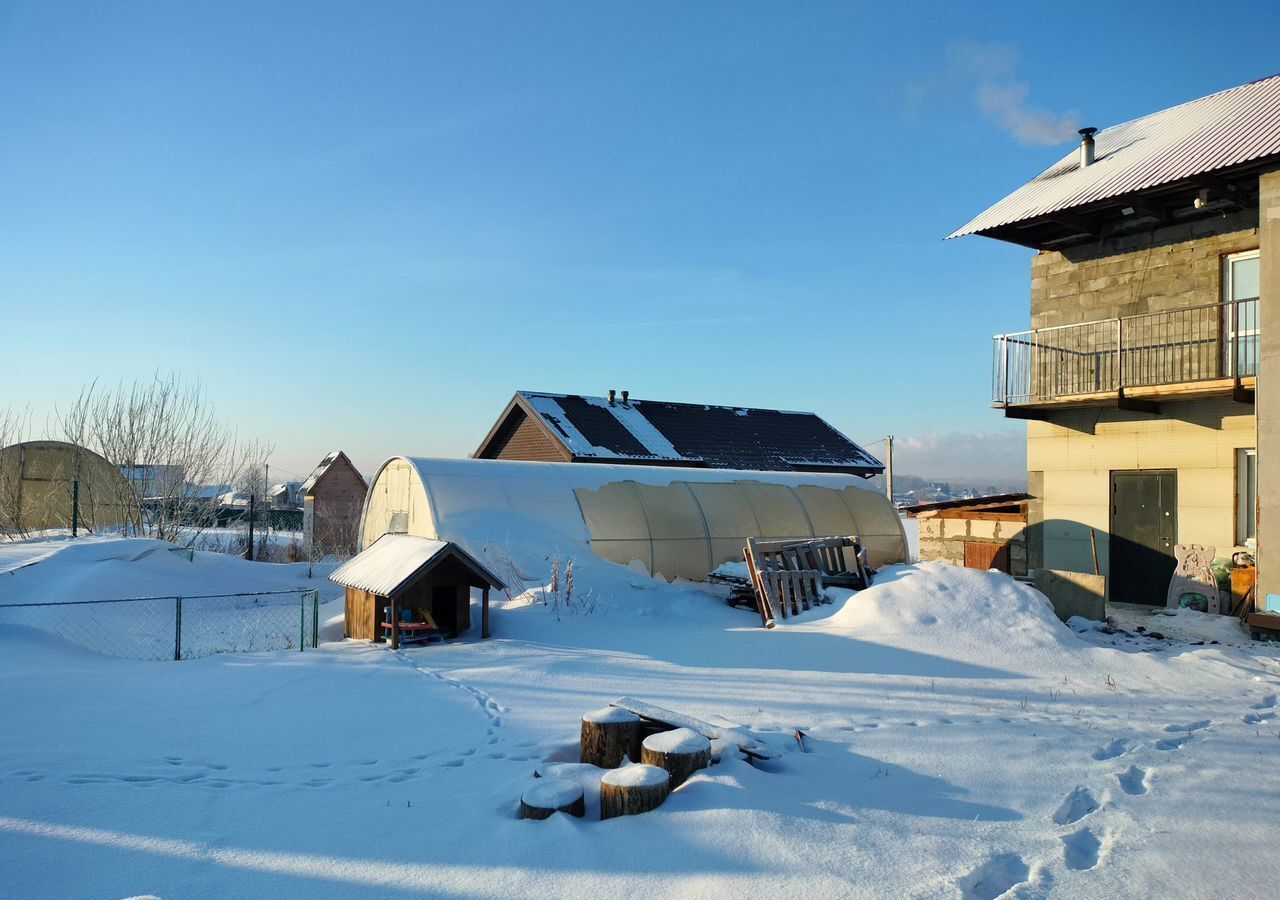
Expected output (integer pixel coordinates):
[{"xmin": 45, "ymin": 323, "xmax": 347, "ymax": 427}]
[
  {"xmin": 950, "ymin": 73, "xmax": 1280, "ymax": 243},
  {"xmin": 329, "ymin": 533, "xmax": 505, "ymax": 597},
  {"xmin": 477, "ymin": 391, "xmax": 883, "ymax": 476},
  {"xmin": 301, "ymin": 450, "xmax": 367, "ymax": 496}
]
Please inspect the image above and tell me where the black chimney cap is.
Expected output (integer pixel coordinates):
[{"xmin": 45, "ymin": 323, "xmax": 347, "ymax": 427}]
[{"xmin": 1079, "ymin": 127, "xmax": 1098, "ymax": 139}]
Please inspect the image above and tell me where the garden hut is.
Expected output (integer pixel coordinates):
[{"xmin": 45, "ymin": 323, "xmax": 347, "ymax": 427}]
[{"xmin": 330, "ymin": 533, "xmax": 505, "ymax": 647}]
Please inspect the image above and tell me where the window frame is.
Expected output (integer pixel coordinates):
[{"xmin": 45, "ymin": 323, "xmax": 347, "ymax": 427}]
[{"xmin": 1237, "ymin": 447, "xmax": 1257, "ymax": 546}]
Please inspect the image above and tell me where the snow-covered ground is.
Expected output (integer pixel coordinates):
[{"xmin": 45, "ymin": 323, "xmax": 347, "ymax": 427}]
[{"xmin": 1, "ymin": 538, "xmax": 1279, "ymax": 898}]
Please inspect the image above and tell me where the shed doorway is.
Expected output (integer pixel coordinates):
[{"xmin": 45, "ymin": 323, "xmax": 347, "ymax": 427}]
[{"xmin": 1110, "ymin": 470, "xmax": 1176, "ymax": 605}]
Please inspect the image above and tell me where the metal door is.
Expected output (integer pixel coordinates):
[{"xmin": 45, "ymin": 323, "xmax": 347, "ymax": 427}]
[{"xmin": 1110, "ymin": 471, "xmax": 1177, "ymax": 605}]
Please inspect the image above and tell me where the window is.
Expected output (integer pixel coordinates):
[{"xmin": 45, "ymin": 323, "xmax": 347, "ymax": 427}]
[
  {"xmin": 1238, "ymin": 448, "xmax": 1257, "ymax": 545},
  {"xmin": 1224, "ymin": 250, "xmax": 1260, "ymax": 376}
]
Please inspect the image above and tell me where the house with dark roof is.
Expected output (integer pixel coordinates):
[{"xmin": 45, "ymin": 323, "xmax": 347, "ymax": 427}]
[
  {"xmin": 953, "ymin": 73, "xmax": 1279, "ymax": 626},
  {"xmin": 473, "ymin": 390, "xmax": 883, "ymax": 477}
]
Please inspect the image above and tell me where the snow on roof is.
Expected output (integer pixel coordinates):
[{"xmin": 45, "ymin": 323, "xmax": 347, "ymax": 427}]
[
  {"xmin": 950, "ymin": 73, "xmax": 1280, "ymax": 239},
  {"xmin": 301, "ymin": 450, "xmax": 365, "ymax": 495},
  {"xmin": 329, "ymin": 533, "xmax": 504, "ymax": 596},
  {"xmin": 508, "ymin": 391, "xmax": 883, "ymax": 474}
]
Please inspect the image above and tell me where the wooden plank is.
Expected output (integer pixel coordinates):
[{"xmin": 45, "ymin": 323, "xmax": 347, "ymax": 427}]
[
  {"xmin": 609, "ymin": 696, "xmax": 780, "ymax": 761},
  {"xmin": 744, "ymin": 539, "xmax": 775, "ymax": 629}
]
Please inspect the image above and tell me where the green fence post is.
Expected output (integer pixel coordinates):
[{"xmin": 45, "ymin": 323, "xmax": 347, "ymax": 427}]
[
  {"xmin": 174, "ymin": 596, "xmax": 182, "ymax": 661},
  {"xmin": 299, "ymin": 592, "xmax": 305, "ymax": 651},
  {"xmin": 312, "ymin": 590, "xmax": 319, "ymax": 649}
]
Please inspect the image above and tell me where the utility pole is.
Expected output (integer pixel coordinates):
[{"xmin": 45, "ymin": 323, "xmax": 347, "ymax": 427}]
[
  {"xmin": 264, "ymin": 463, "xmax": 270, "ymax": 554},
  {"xmin": 885, "ymin": 435, "xmax": 895, "ymax": 504},
  {"xmin": 246, "ymin": 493, "xmax": 256, "ymax": 561}
]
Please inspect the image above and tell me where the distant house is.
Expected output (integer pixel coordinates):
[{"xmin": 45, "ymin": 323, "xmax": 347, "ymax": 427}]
[
  {"xmin": 268, "ymin": 481, "xmax": 303, "ymax": 509},
  {"xmin": 119, "ymin": 463, "xmax": 185, "ymax": 500},
  {"xmin": 473, "ymin": 390, "xmax": 884, "ymax": 477},
  {"xmin": 301, "ymin": 451, "xmax": 368, "ymax": 558}
]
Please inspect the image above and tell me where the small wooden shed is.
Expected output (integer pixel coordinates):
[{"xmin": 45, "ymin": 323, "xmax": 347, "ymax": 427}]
[
  {"xmin": 905, "ymin": 493, "xmax": 1031, "ymax": 576},
  {"xmin": 301, "ymin": 450, "xmax": 368, "ymax": 559},
  {"xmin": 329, "ymin": 534, "xmax": 505, "ymax": 647}
]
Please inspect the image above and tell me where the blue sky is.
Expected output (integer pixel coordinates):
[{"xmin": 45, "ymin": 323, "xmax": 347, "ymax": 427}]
[{"xmin": 3, "ymin": 1, "xmax": 1278, "ymax": 482}]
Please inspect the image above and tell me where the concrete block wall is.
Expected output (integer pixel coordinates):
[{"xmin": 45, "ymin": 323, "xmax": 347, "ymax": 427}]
[
  {"xmin": 1030, "ymin": 209, "xmax": 1259, "ymax": 329},
  {"xmin": 917, "ymin": 516, "xmax": 1028, "ymax": 576},
  {"xmin": 1257, "ymin": 169, "xmax": 1280, "ymax": 609},
  {"xmin": 1027, "ymin": 397, "xmax": 1255, "ymax": 584}
]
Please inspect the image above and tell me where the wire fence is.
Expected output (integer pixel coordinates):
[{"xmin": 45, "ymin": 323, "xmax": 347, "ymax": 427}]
[{"xmin": 0, "ymin": 589, "xmax": 322, "ymax": 661}]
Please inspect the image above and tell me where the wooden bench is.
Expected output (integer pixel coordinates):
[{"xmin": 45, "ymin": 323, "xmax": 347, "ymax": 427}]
[{"xmin": 381, "ymin": 607, "xmax": 443, "ymax": 645}]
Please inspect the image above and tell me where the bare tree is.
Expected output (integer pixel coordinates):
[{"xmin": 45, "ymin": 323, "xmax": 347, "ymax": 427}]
[
  {"xmin": 58, "ymin": 373, "xmax": 272, "ymax": 544},
  {"xmin": 0, "ymin": 406, "xmax": 29, "ymax": 539}
]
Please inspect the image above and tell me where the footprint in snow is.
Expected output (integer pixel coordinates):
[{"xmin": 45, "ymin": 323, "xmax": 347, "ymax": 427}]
[
  {"xmin": 1116, "ymin": 765, "xmax": 1149, "ymax": 795},
  {"xmin": 1053, "ymin": 786, "xmax": 1100, "ymax": 825},
  {"xmin": 1243, "ymin": 711, "xmax": 1277, "ymax": 725},
  {"xmin": 1251, "ymin": 694, "xmax": 1277, "ymax": 710},
  {"xmin": 1062, "ymin": 827, "xmax": 1103, "ymax": 871},
  {"xmin": 1092, "ymin": 739, "xmax": 1133, "ymax": 761},
  {"xmin": 958, "ymin": 852, "xmax": 1031, "ymax": 900},
  {"xmin": 1155, "ymin": 734, "xmax": 1195, "ymax": 752},
  {"xmin": 1163, "ymin": 720, "xmax": 1211, "ymax": 733}
]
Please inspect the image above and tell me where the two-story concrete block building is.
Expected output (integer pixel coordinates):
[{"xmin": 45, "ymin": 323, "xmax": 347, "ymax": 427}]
[{"xmin": 952, "ymin": 74, "xmax": 1280, "ymax": 621}]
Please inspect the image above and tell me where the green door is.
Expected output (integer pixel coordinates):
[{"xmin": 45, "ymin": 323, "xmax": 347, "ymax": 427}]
[{"xmin": 1110, "ymin": 470, "xmax": 1177, "ymax": 605}]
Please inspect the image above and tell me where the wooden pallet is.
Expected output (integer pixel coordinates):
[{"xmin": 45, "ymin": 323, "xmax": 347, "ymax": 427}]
[{"xmin": 744, "ymin": 535, "xmax": 870, "ymax": 628}]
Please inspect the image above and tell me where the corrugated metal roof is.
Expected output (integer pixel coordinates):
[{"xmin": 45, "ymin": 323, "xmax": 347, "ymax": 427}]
[
  {"xmin": 329, "ymin": 534, "xmax": 504, "ymax": 596},
  {"xmin": 949, "ymin": 73, "xmax": 1280, "ymax": 239}
]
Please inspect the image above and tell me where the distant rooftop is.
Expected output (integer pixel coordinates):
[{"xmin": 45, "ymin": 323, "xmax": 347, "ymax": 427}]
[{"xmin": 476, "ymin": 390, "xmax": 884, "ymax": 476}]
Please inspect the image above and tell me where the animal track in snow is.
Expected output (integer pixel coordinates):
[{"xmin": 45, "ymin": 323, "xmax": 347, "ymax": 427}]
[
  {"xmin": 1053, "ymin": 786, "xmax": 1100, "ymax": 825},
  {"xmin": 958, "ymin": 853, "xmax": 1031, "ymax": 900},
  {"xmin": 1163, "ymin": 720, "xmax": 1211, "ymax": 733},
  {"xmin": 1117, "ymin": 765, "xmax": 1149, "ymax": 795},
  {"xmin": 1062, "ymin": 827, "xmax": 1102, "ymax": 871},
  {"xmin": 1092, "ymin": 739, "xmax": 1133, "ymax": 761},
  {"xmin": 1155, "ymin": 734, "xmax": 1195, "ymax": 752},
  {"xmin": 1243, "ymin": 711, "xmax": 1276, "ymax": 725},
  {"xmin": 1251, "ymin": 694, "xmax": 1277, "ymax": 710}
]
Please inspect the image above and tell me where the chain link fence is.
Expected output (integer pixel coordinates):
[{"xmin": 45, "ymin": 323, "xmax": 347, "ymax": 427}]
[{"xmin": 0, "ymin": 589, "xmax": 321, "ymax": 661}]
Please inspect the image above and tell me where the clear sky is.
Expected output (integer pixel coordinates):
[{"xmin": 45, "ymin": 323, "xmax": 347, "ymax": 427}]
[{"xmin": 3, "ymin": 1, "xmax": 1278, "ymax": 483}]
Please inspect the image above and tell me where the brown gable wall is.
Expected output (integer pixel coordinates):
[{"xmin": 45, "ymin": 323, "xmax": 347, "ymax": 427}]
[
  {"xmin": 484, "ymin": 410, "xmax": 568, "ymax": 462},
  {"xmin": 313, "ymin": 456, "xmax": 367, "ymax": 520}
]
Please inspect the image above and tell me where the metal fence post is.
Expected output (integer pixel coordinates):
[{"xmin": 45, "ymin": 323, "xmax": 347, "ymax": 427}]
[
  {"xmin": 312, "ymin": 590, "xmax": 319, "ymax": 649},
  {"xmin": 174, "ymin": 596, "xmax": 183, "ymax": 661},
  {"xmin": 299, "ymin": 592, "xmax": 305, "ymax": 651}
]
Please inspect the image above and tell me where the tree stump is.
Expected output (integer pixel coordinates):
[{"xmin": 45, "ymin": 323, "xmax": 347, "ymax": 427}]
[
  {"xmin": 580, "ymin": 706, "xmax": 641, "ymax": 768},
  {"xmin": 519, "ymin": 778, "xmax": 586, "ymax": 820},
  {"xmin": 640, "ymin": 727, "xmax": 711, "ymax": 790},
  {"xmin": 599, "ymin": 764, "xmax": 669, "ymax": 820}
]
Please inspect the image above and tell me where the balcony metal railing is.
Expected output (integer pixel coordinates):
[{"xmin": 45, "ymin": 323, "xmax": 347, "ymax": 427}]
[{"xmin": 992, "ymin": 298, "xmax": 1258, "ymax": 406}]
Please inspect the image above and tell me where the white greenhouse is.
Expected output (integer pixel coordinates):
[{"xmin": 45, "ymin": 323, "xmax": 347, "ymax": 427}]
[{"xmin": 358, "ymin": 456, "xmax": 908, "ymax": 583}]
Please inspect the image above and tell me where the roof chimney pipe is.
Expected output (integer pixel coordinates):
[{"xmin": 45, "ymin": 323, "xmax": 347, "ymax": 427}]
[
  {"xmin": 621, "ymin": 390, "xmax": 629, "ymax": 406},
  {"xmin": 608, "ymin": 389, "xmax": 616, "ymax": 406},
  {"xmin": 1079, "ymin": 127, "xmax": 1097, "ymax": 168}
]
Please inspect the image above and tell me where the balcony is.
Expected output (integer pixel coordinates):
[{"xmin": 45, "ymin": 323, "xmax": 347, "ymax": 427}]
[{"xmin": 992, "ymin": 298, "xmax": 1257, "ymax": 417}]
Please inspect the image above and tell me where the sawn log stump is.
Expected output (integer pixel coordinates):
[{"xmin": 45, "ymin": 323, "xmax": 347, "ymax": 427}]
[
  {"xmin": 640, "ymin": 727, "xmax": 711, "ymax": 789},
  {"xmin": 519, "ymin": 778, "xmax": 586, "ymax": 820},
  {"xmin": 599, "ymin": 764, "xmax": 669, "ymax": 820},
  {"xmin": 580, "ymin": 706, "xmax": 641, "ymax": 768}
]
